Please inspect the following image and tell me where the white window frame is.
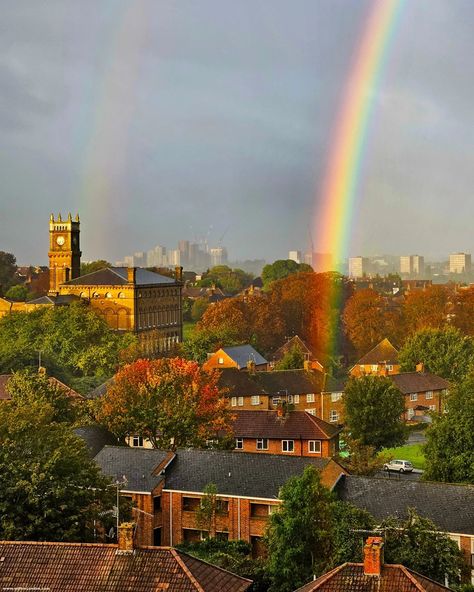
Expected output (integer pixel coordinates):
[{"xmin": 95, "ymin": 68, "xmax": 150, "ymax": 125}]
[
  {"xmin": 132, "ymin": 435, "xmax": 143, "ymax": 447},
  {"xmin": 308, "ymin": 440, "xmax": 321, "ymax": 454},
  {"xmin": 410, "ymin": 393, "xmax": 418, "ymax": 402},
  {"xmin": 387, "ymin": 364, "xmax": 393, "ymax": 371},
  {"xmin": 288, "ymin": 395, "xmax": 294, "ymax": 404},
  {"xmin": 329, "ymin": 410, "xmax": 339, "ymax": 423},
  {"xmin": 407, "ymin": 408, "xmax": 415, "ymax": 419},
  {"xmin": 371, "ymin": 364, "xmax": 378, "ymax": 372},
  {"xmin": 251, "ymin": 395, "xmax": 260, "ymax": 406},
  {"xmin": 306, "ymin": 393, "xmax": 315, "ymax": 403},
  {"xmin": 231, "ymin": 397, "xmax": 237, "ymax": 407},
  {"xmin": 425, "ymin": 391, "xmax": 433, "ymax": 400},
  {"xmin": 294, "ymin": 394, "xmax": 300, "ymax": 404},
  {"xmin": 331, "ymin": 392, "xmax": 342, "ymax": 402},
  {"xmin": 281, "ymin": 440, "xmax": 294, "ymax": 453},
  {"xmin": 429, "ymin": 404, "xmax": 436, "ymax": 412},
  {"xmin": 256, "ymin": 438, "xmax": 269, "ymax": 450},
  {"xmin": 237, "ymin": 396, "xmax": 244, "ymax": 406},
  {"xmin": 235, "ymin": 438, "xmax": 243, "ymax": 450},
  {"xmin": 218, "ymin": 357, "xmax": 224, "ymax": 365}
]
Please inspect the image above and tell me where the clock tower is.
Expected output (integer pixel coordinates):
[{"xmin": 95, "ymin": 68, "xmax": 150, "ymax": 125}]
[{"xmin": 48, "ymin": 212, "xmax": 81, "ymax": 294}]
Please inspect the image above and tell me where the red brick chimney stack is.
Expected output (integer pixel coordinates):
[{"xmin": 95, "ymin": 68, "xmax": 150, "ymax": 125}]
[
  {"xmin": 363, "ymin": 536, "xmax": 384, "ymax": 576},
  {"xmin": 117, "ymin": 522, "xmax": 135, "ymax": 553}
]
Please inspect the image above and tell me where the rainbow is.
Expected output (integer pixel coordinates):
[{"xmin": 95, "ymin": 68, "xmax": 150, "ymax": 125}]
[{"xmin": 314, "ymin": 0, "xmax": 405, "ymax": 268}]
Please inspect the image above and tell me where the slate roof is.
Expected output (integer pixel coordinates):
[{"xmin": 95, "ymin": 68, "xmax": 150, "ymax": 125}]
[
  {"xmin": 74, "ymin": 425, "xmax": 118, "ymax": 458},
  {"xmin": 389, "ymin": 372, "xmax": 449, "ymax": 394},
  {"xmin": 217, "ymin": 368, "xmax": 324, "ymax": 397},
  {"xmin": 322, "ymin": 375, "xmax": 346, "ymax": 393},
  {"xmin": 356, "ymin": 339, "xmax": 399, "ymax": 366},
  {"xmin": 163, "ymin": 449, "xmax": 329, "ymax": 499},
  {"xmin": 336, "ymin": 475, "xmax": 474, "ymax": 535},
  {"xmin": 296, "ymin": 563, "xmax": 452, "ymax": 592},
  {"xmin": 220, "ymin": 345, "xmax": 268, "ymax": 368},
  {"xmin": 62, "ymin": 266, "xmax": 176, "ymax": 287},
  {"xmin": 94, "ymin": 446, "xmax": 170, "ymax": 492},
  {"xmin": 28, "ymin": 294, "xmax": 81, "ymax": 305},
  {"xmin": 231, "ymin": 410, "xmax": 340, "ymax": 441},
  {"xmin": 0, "ymin": 542, "xmax": 252, "ymax": 592}
]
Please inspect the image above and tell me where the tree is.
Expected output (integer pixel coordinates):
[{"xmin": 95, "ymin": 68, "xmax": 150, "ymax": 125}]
[
  {"xmin": 5, "ymin": 284, "xmax": 29, "ymax": 302},
  {"xmin": 95, "ymin": 357, "xmax": 230, "ymax": 449},
  {"xmin": 403, "ymin": 285, "xmax": 449, "ymax": 335},
  {"xmin": 340, "ymin": 432, "xmax": 391, "ymax": 476},
  {"xmin": 399, "ymin": 326, "xmax": 474, "ymax": 383},
  {"xmin": 275, "ymin": 344, "xmax": 305, "ymax": 370},
  {"xmin": 381, "ymin": 509, "xmax": 464, "ymax": 586},
  {"xmin": 191, "ymin": 297, "xmax": 210, "ymax": 322},
  {"xmin": 5, "ymin": 369, "xmax": 82, "ymax": 423},
  {"xmin": 344, "ymin": 375, "xmax": 406, "ymax": 450},
  {"xmin": 80, "ymin": 260, "xmax": 111, "ymax": 275},
  {"xmin": 195, "ymin": 483, "xmax": 226, "ymax": 538},
  {"xmin": 0, "ymin": 251, "xmax": 18, "ymax": 293},
  {"xmin": 329, "ymin": 501, "xmax": 375, "ymax": 567},
  {"xmin": 0, "ymin": 400, "xmax": 114, "ymax": 541},
  {"xmin": 423, "ymin": 374, "xmax": 474, "ymax": 483},
  {"xmin": 452, "ymin": 287, "xmax": 474, "ymax": 336},
  {"xmin": 181, "ymin": 326, "xmax": 242, "ymax": 364},
  {"xmin": 265, "ymin": 466, "xmax": 333, "ymax": 592},
  {"xmin": 262, "ymin": 259, "xmax": 312, "ymax": 288},
  {"xmin": 197, "ymin": 266, "xmax": 254, "ymax": 295}
]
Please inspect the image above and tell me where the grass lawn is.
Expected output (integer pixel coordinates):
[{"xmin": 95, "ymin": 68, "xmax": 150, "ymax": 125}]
[
  {"xmin": 183, "ymin": 320, "xmax": 197, "ymax": 341},
  {"xmin": 380, "ymin": 443, "xmax": 426, "ymax": 470}
]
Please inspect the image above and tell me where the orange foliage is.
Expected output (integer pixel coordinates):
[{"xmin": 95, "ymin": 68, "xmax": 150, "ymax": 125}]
[
  {"xmin": 403, "ymin": 285, "xmax": 449, "ymax": 335},
  {"xmin": 451, "ymin": 287, "xmax": 474, "ymax": 336}
]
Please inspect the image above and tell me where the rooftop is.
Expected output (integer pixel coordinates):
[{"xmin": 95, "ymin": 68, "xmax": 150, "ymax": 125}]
[
  {"xmin": 62, "ymin": 266, "xmax": 177, "ymax": 287},
  {"xmin": 219, "ymin": 345, "xmax": 268, "ymax": 368},
  {"xmin": 389, "ymin": 372, "xmax": 449, "ymax": 394},
  {"xmin": 356, "ymin": 338, "xmax": 399, "ymax": 366},
  {"xmin": 217, "ymin": 367, "xmax": 324, "ymax": 396}
]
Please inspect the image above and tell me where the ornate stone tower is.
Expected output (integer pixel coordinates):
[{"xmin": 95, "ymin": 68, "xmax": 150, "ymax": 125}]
[{"xmin": 48, "ymin": 213, "xmax": 81, "ymax": 294}]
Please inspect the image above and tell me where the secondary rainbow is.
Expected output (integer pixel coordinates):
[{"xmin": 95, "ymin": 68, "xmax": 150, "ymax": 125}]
[{"xmin": 314, "ymin": 0, "xmax": 405, "ymax": 267}]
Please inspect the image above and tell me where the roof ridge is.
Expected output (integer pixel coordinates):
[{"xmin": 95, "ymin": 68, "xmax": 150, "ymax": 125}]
[
  {"xmin": 304, "ymin": 411, "xmax": 332, "ymax": 438},
  {"xmin": 171, "ymin": 548, "xmax": 206, "ymax": 592}
]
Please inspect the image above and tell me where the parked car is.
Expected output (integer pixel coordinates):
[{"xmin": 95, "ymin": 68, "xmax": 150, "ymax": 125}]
[{"xmin": 383, "ymin": 459, "xmax": 414, "ymax": 473}]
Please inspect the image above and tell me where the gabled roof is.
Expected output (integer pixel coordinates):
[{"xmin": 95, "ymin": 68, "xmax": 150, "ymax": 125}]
[
  {"xmin": 218, "ymin": 369, "xmax": 266, "ymax": 396},
  {"xmin": 163, "ymin": 449, "xmax": 330, "ymax": 498},
  {"xmin": 335, "ymin": 475, "xmax": 474, "ymax": 535},
  {"xmin": 296, "ymin": 563, "xmax": 453, "ymax": 592},
  {"xmin": 217, "ymin": 368, "xmax": 324, "ymax": 397},
  {"xmin": 273, "ymin": 335, "xmax": 313, "ymax": 359},
  {"xmin": 94, "ymin": 446, "xmax": 170, "ymax": 492},
  {"xmin": 389, "ymin": 372, "xmax": 449, "ymax": 394},
  {"xmin": 62, "ymin": 266, "xmax": 176, "ymax": 287},
  {"xmin": 0, "ymin": 374, "xmax": 83, "ymax": 401},
  {"xmin": 356, "ymin": 338, "xmax": 399, "ymax": 366},
  {"xmin": 0, "ymin": 542, "xmax": 252, "ymax": 592},
  {"xmin": 219, "ymin": 345, "xmax": 268, "ymax": 368},
  {"xmin": 231, "ymin": 410, "xmax": 340, "ymax": 441}
]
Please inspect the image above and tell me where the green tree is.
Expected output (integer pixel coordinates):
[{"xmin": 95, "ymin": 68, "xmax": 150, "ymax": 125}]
[
  {"xmin": 195, "ymin": 483, "xmax": 221, "ymax": 537},
  {"xmin": 0, "ymin": 400, "xmax": 114, "ymax": 541},
  {"xmin": 399, "ymin": 326, "xmax": 474, "ymax": 383},
  {"xmin": 275, "ymin": 344, "xmax": 305, "ymax": 370},
  {"xmin": 197, "ymin": 266, "xmax": 254, "ymax": 295},
  {"xmin": 181, "ymin": 326, "xmax": 241, "ymax": 364},
  {"xmin": 262, "ymin": 259, "xmax": 312, "ymax": 288},
  {"xmin": 5, "ymin": 284, "xmax": 29, "ymax": 301},
  {"xmin": 265, "ymin": 466, "xmax": 333, "ymax": 592},
  {"xmin": 340, "ymin": 432, "xmax": 391, "ymax": 476},
  {"xmin": 80, "ymin": 260, "xmax": 111, "ymax": 275},
  {"xmin": 344, "ymin": 376, "xmax": 406, "ymax": 450},
  {"xmin": 329, "ymin": 501, "xmax": 375, "ymax": 567},
  {"xmin": 382, "ymin": 508, "xmax": 464, "ymax": 586},
  {"xmin": 423, "ymin": 374, "xmax": 474, "ymax": 483},
  {"xmin": 5, "ymin": 369, "xmax": 82, "ymax": 423},
  {"xmin": 191, "ymin": 297, "xmax": 210, "ymax": 322},
  {"xmin": 0, "ymin": 251, "xmax": 18, "ymax": 293}
]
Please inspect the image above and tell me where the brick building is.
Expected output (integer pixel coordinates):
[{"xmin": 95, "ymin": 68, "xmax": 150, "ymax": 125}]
[
  {"xmin": 204, "ymin": 345, "xmax": 268, "ymax": 371},
  {"xmin": 271, "ymin": 335, "xmax": 324, "ymax": 372},
  {"xmin": 94, "ymin": 447, "xmax": 347, "ymax": 552},
  {"xmin": 349, "ymin": 338, "xmax": 400, "ymax": 377},
  {"xmin": 389, "ymin": 371, "xmax": 449, "ymax": 422}
]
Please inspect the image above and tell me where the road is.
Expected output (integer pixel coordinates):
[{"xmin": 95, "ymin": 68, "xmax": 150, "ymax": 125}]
[{"xmin": 376, "ymin": 469, "xmax": 423, "ymax": 481}]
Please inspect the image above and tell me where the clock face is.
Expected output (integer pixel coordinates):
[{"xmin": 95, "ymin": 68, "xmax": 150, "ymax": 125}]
[{"xmin": 56, "ymin": 235, "xmax": 65, "ymax": 246}]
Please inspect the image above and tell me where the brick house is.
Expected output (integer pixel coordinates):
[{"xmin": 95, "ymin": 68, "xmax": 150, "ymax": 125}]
[
  {"xmin": 0, "ymin": 523, "xmax": 252, "ymax": 592},
  {"xmin": 319, "ymin": 376, "xmax": 346, "ymax": 425},
  {"xmin": 271, "ymin": 335, "xmax": 324, "ymax": 372},
  {"xmin": 230, "ymin": 410, "xmax": 341, "ymax": 457},
  {"xmin": 94, "ymin": 447, "xmax": 347, "ymax": 552},
  {"xmin": 335, "ymin": 474, "xmax": 474, "ymax": 584},
  {"xmin": 389, "ymin": 371, "xmax": 449, "ymax": 422},
  {"xmin": 295, "ymin": 536, "xmax": 454, "ymax": 591},
  {"xmin": 203, "ymin": 345, "xmax": 268, "ymax": 371},
  {"xmin": 349, "ymin": 338, "xmax": 400, "ymax": 377},
  {"xmin": 219, "ymin": 367, "xmax": 325, "ymax": 416}
]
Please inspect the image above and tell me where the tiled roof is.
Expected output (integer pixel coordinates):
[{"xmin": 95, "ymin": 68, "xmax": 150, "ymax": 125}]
[
  {"xmin": 94, "ymin": 446, "xmax": 170, "ymax": 492},
  {"xmin": 163, "ymin": 449, "xmax": 329, "ymax": 498},
  {"xmin": 217, "ymin": 368, "xmax": 324, "ymax": 397},
  {"xmin": 356, "ymin": 339, "xmax": 399, "ymax": 366},
  {"xmin": 336, "ymin": 475, "xmax": 474, "ymax": 535},
  {"xmin": 220, "ymin": 345, "xmax": 268, "ymax": 368},
  {"xmin": 74, "ymin": 425, "xmax": 118, "ymax": 458},
  {"xmin": 296, "ymin": 563, "xmax": 452, "ymax": 592},
  {"xmin": 231, "ymin": 410, "xmax": 340, "ymax": 441},
  {"xmin": 62, "ymin": 266, "xmax": 176, "ymax": 287},
  {"xmin": 0, "ymin": 374, "xmax": 83, "ymax": 401},
  {"xmin": 0, "ymin": 542, "xmax": 251, "ymax": 592},
  {"xmin": 389, "ymin": 372, "xmax": 449, "ymax": 394}
]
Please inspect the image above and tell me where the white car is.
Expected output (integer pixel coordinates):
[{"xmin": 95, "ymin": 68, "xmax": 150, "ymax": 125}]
[{"xmin": 383, "ymin": 459, "xmax": 414, "ymax": 473}]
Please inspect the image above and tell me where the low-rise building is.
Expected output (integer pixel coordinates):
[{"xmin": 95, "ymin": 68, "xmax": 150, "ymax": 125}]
[
  {"xmin": 389, "ymin": 370, "xmax": 449, "ymax": 422},
  {"xmin": 204, "ymin": 345, "xmax": 268, "ymax": 371},
  {"xmin": 350, "ymin": 338, "xmax": 400, "ymax": 377}
]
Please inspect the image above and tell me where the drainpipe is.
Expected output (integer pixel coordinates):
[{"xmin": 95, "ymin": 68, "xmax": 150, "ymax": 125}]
[{"xmin": 169, "ymin": 492, "xmax": 173, "ymax": 547}]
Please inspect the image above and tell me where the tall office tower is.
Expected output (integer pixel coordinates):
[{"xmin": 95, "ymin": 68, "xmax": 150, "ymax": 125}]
[
  {"xmin": 400, "ymin": 255, "xmax": 425, "ymax": 276},
  {"xmin": 147, "ymin": 245, "xmax": 167, "ymax": 267},
  {"xmin": 210, "ymin": 247, "xmax": 228, "ymax": 267},
  {"xmin": 349, "ymin": 256, "xmax": 370, "ymax": 278},
  {"xmin": 167, "ymin": 249, "xmax": 181, "ymax": 266},
  {"xmin": 288, "ymin": 250, "xmax": 302, "ymax": 264},
  {"xmin": 449, "ymin": 252, "xmax": 472, "ymax": 274}
]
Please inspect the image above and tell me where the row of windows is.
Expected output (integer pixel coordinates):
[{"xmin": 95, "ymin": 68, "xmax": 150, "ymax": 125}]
[
  {"xmin": 361, "ymin": 364, "xmax": 394, "ymax": 372},
  {"xmin": 81, "ymin": 291, "xmax": 126, "ymax": 299},
  {"xmin": 137, "ymin": 309, "xmax": 180, "ymax": 329},
  {"xmin": 231, "ymin": 394, "xmax": 317, "ymax": 407},
  {"xmin": 409, "ymin": 391, "xmax": 434, "ymax": 401},
  {"xmin": 235, "ymin": 438, "xmax": 322, "ymax": 453},
  {"xmin": 138, "ymin": 288, "xmax": 180, "ymax": 298}
]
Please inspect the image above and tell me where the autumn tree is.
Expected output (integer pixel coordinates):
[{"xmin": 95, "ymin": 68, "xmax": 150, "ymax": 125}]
[
  {"xmin": 451, "ymin": 287, "xmax": 474, "ymax": 336},
  {"xmin": 339, "ymin": 432, "xmax": 391, "ymax": 476},
  {"xmin": 261, "ymin": 259, "xmax": 313, "ymax": 288},
  {"xmin": 344, "ymin": 376, "xmax": 406, "ymax": 450},
  {"xmin": 191, "ymin": 297, "xmax": 210, "ymax": 322},
  {"xmin": 403, "ymin": 285, "xmax": 450, "ymax": 335},
  {"xmin": 398, "ymin": 326, "xmax": 474, "ymax": 383},
  {"xmin": 95, "ymin": 357, "xmax": 230, "ymax": 449}
]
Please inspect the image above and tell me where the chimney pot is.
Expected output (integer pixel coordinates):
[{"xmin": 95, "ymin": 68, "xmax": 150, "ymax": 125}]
[
  {"xmin": 117, "ymin": 522, "xmax": 135, "ymax": 553},
  {"xmin": 364, "ymin": 536, "xmax": 384, "ymax": 576},
  {"xmin": 127, "ymin": 267, "xmax": 136, "ymax": 284}
]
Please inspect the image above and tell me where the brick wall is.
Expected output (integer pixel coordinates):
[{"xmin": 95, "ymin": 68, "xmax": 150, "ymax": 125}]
[{"xmin": 234, "ymin": 437, "xmax": 334, "ymax": 457}]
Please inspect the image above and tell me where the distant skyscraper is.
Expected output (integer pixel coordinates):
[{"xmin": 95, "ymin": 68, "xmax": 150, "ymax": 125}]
[
  {"xmin": 349, "ymin": 256, "xmax": 370, "ymax": 278},
  {"xmin": 167, "ymin": 249, "xmax": 181, "ymax": 266},
  {"xmin": 147, "ymin": 245, "xmax": 167, "ymax": 267},
  {"xmin": 210, "ymin": 247, "xmax": 228, "ymax": 267},
  {"xmin": 288, "ymin": 250, "xmax": 302, "ymax": 264},
  {"xmin": 449, "ymin": 252, "xmax": 471, "ymax": 274},
  {"xmin": 400, "ymin": 255, "xmax": 425, "ymax": 276}
]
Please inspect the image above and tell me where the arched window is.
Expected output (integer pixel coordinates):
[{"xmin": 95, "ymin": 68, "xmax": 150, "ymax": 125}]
[
  {"xmin": 104, "ymin": 308, "xmax": 117, "ymax": 329},
  {"xmin": 105, "ymin": 292, "xmax": 113, "ymax": 299},
  {"xmin": 92, "ymin": 292, "xmax": 100, "ymax": 298},
  {"xmin": 79, "ymin": 292, "xmax": 88, "ymax": 299},
  {"xmin": 118, "ymin": 292, "xmax": 125, "ymax": 299}
]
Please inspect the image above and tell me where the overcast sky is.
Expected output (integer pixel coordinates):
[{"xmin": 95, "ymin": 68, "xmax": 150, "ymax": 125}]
[{"xmin": 1, "ymin": 0, "xmax": 473, "ymax": 265}]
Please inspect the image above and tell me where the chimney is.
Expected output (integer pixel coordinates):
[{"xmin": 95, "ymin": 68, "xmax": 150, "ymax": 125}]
[
  {"xmin": 363, "ymin": 537, "xmax": 384, "ymax": 576},
  {"xmin": 175, "ymin": 266, "xmax": 183, "ymax": 282},
  {"xmin": 303, "ymin": 360, "xmax": 311, "ymax": 371},
  {"xmin": 117, "ymin": 522, "xmax": 135, "ymax": 553},
  {"xmin": 247, "ymin": 359, "xmax": 256, "ymax": 374},
  {"xmin": 416, "ymin": 362, "xmax": 424, "ymax": 373},
  {"xmin": 127, "ymin": 267, "xmax": 136, "ymax": 284}
]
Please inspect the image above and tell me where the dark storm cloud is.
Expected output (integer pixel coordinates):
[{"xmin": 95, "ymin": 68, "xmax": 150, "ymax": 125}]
[{"xmin": 0, "ymin": 0, "xmax": 473, "ymax": 264}]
